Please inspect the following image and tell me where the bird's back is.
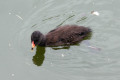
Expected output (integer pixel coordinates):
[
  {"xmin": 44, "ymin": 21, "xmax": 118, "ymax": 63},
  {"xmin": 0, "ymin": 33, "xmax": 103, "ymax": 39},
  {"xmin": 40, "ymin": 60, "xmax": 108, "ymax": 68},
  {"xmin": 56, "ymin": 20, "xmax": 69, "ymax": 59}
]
[{"xmin": 45, "ymin": 25, "xmax": 91, "ymax": 46}]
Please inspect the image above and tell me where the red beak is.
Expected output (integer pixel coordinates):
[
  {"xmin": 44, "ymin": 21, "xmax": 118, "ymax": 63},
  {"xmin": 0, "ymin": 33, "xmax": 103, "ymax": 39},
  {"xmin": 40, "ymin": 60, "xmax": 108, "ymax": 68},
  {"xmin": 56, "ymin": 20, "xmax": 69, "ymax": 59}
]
[{"xmin": 31, "ymin": 41, "xmax": 35, "ymax": 50}]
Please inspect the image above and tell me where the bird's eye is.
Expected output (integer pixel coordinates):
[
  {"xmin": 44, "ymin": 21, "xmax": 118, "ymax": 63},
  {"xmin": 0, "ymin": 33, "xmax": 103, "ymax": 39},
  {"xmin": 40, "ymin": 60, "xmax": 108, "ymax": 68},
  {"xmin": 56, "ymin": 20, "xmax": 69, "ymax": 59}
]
[
  {"xmin": 34, "ymin": 40, "xmax": 38, "ymax": 43},
  {"xmin": 79, "ymin": 32, "xmax": 85, "ymax": 36}
]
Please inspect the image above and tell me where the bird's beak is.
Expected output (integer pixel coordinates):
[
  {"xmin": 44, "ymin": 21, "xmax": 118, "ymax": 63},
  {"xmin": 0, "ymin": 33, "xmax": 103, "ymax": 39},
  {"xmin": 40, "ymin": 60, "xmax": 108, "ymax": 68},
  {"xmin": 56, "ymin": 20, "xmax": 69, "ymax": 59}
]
[{"xmin": 31, "ymin": 41, "xmax": 35, "ymax": 50}]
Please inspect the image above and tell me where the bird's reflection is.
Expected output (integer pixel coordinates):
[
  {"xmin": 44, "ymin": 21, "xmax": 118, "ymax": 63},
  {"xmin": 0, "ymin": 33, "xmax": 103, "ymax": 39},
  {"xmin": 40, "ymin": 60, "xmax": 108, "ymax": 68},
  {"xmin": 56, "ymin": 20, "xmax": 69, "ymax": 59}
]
[{"xmin": 32, "ymin": 46, "xmax": 45, "ymax": 66}]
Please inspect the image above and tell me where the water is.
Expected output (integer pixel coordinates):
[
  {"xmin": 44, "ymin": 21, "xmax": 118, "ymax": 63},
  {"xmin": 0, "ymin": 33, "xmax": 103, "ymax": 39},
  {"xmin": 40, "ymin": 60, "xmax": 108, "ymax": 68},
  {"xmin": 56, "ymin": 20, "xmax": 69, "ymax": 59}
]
[{"xmin": 0, "ymin": 0, "xmax": 120, "ymax": 80}]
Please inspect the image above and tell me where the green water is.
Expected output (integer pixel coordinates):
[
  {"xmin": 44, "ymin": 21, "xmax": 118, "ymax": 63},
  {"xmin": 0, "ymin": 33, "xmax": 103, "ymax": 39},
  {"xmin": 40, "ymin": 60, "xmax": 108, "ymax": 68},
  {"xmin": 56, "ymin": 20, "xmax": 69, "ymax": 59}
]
[{"xmin": 0, "ymin": 0, "xmax": 120, "ymax": 80}]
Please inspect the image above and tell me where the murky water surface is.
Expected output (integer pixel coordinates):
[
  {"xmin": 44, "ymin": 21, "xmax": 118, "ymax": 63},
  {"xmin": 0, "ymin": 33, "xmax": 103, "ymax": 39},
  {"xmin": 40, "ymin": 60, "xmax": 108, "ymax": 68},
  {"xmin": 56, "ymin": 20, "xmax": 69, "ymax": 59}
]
[{"xmin": 0, "ymin": 0, "xmax": 120, "ymax": 80}]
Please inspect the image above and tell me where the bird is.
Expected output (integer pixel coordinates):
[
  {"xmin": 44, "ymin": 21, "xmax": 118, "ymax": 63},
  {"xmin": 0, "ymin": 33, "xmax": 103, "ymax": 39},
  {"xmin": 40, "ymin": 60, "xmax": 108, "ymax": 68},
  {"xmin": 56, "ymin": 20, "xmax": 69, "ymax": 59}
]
[{"xmin": 31, "ymin": 25, "xmax": 92, "ymax": 50}]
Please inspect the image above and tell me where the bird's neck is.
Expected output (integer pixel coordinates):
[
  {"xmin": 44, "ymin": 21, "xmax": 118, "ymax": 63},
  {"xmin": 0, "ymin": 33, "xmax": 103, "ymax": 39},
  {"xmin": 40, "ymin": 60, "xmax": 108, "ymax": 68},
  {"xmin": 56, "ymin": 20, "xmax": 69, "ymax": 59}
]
[{"xmin": 39, "ymin": 35, "xmax": 46, "ymax": 46}]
